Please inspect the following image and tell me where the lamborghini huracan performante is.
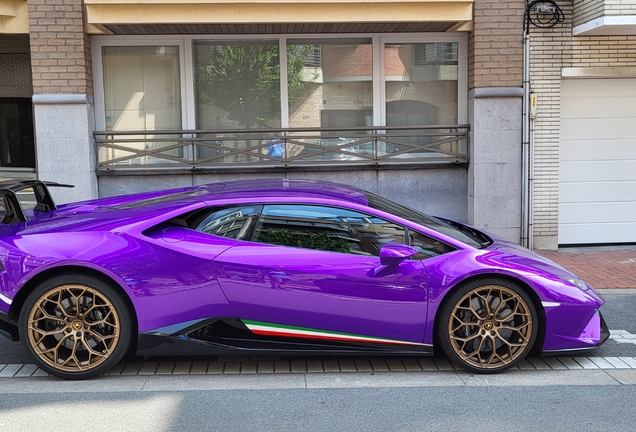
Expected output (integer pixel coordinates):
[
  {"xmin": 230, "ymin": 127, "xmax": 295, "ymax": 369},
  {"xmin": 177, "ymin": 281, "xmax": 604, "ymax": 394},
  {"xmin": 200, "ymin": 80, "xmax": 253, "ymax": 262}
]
[{"xmin": 0, "ymin": 179, "xmax": 608, "ymax": 379}]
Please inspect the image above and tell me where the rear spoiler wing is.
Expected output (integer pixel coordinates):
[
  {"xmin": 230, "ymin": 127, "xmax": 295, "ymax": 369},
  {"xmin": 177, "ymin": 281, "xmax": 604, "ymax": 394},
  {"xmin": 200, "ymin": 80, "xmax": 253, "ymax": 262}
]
[{"xmin": 0, "ymin": 180, "xmax": 74, "ymax": 224}]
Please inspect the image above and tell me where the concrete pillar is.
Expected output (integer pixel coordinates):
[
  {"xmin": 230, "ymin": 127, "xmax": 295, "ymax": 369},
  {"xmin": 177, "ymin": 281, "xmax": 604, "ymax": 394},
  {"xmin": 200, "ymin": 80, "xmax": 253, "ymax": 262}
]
[
  {"xmin": 32, "ymin": 94, "xmax": 97, "ymax": 203},
  {"xmin": 468, "ymin": 88, "xmax": 523, "ymax": 243}
]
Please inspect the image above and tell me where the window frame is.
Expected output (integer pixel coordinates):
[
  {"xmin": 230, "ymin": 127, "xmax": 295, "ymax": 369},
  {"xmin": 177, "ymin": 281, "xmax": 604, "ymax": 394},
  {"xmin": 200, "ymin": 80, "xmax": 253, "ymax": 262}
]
[{"xmin": 92, "ymin": 32, "xmax": 467, "ymax": 133}]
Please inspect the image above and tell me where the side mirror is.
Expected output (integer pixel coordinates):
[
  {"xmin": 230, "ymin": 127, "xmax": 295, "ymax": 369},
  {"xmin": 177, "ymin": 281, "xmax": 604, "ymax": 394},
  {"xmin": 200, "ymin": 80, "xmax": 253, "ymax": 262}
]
[{"xmin": 379, "ymin": 243, "xmax": 418, "ymax": 265}]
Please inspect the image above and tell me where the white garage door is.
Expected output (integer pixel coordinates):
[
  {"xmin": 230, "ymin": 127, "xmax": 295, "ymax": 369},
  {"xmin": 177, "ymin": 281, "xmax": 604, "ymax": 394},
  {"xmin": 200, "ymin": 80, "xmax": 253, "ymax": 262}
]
[{"xmin": 559, "ymin": 78, "xmax": 636, "ymax": 244}]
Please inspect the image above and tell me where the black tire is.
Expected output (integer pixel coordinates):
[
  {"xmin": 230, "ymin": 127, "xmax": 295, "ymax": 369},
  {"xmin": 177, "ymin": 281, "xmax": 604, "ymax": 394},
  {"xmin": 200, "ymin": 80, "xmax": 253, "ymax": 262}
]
[
  {"xmin": 436, "ymin": 278, "xmax": 538, "ymax": 373},
  {"xmin": 18, "ymin": 273, "xmax": 133, "ymax": 380}
]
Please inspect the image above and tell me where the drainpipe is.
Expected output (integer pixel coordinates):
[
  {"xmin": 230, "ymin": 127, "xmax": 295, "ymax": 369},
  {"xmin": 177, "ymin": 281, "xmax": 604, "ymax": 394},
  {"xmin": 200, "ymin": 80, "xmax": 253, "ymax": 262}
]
[
  {"xmin": 521, "ymin": 0, "xmax": 565, "ymax": 250},
  {"xmin": 521, "ymin": 29, "xmax": 531, "ymax": 249}
]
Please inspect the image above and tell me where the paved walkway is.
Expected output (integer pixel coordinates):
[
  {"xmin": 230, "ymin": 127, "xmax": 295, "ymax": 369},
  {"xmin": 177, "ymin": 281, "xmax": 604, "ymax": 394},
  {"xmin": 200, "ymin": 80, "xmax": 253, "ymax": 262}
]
[
  {"xmin": 2, "ymin": 354, "xmax": 636, "ymax": 379},
  {"xmin": 539, "ymin": 247, "xmax": 636, "ymax": 289}
]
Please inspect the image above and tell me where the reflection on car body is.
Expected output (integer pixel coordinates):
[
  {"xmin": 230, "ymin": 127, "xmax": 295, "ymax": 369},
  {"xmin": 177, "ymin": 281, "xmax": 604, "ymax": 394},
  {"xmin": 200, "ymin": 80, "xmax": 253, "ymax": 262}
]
[{"xmin": 0, "ymin": 178, "xmax": 608, "ymax": 379}]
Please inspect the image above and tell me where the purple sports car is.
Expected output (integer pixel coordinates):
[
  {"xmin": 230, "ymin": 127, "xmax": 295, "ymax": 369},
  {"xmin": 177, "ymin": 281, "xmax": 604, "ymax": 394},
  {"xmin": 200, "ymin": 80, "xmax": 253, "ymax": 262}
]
[{"xmin": 0, "ymin": 179, "xmax": 608, "ymax": 379}]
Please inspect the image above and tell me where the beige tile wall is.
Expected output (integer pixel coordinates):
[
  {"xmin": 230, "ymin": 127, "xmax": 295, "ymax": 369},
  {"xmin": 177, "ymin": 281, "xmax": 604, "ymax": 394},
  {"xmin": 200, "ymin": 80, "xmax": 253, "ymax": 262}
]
[
  {"xmin": 27, "ymin": 0, "xmax": 93, "ymax": 95},
  {"xmin": 529, "ymin": 0, "xmax": 636, "ymax": 249}
]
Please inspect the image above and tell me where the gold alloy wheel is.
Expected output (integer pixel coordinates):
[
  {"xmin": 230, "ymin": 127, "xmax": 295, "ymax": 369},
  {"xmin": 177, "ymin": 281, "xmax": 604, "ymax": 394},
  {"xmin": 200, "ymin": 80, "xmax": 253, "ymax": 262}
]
[
  {"xmin": 26, "ymin": 284, "xmax": 120, "ymax": 373},
  {"xmin": 447, "ymin": 285, "xmax": 533, "ymax": 370}
]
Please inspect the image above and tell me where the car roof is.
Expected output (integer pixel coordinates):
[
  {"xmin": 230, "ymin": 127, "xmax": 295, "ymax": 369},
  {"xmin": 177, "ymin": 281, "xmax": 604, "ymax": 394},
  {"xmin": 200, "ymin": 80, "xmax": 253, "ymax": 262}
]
[
  {"xmin": 7, "ymin": 179, "xmax": 369, "ymax": 235},
  {"xmin": 204, "ymin": 178, "xmax": 369, "ymax": 205},
  {"xmin": 92, "ymin": 178, "xmax": 370, "ymax": 210}
]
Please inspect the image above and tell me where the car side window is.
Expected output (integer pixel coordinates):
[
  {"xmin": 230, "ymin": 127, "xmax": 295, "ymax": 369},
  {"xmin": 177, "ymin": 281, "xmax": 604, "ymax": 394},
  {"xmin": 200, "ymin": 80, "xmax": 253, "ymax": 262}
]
[
  {"xmin": 192, "ymin": 205, "xmax": 261, "ymax": 240},
  {"xmin": 409, "ymin": 230, "xmax": 456, "ymax": 260},
  {"xmin": 252, "ymin": 204, "xmax": 406, "ymax": 256}
]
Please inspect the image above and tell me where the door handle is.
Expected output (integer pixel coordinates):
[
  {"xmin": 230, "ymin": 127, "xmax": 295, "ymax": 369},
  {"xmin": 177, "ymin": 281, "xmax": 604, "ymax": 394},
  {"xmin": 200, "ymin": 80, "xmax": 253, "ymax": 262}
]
[{"xmin": 223, "ymin": 266, "xmax": 262, "ymax": 278}]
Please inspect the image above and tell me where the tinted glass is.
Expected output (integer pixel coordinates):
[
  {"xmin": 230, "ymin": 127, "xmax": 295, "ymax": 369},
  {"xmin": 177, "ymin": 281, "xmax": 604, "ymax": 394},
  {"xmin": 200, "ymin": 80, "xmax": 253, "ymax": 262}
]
[
  {"xmin": 253, "ymin": 204, "xmax": 405, "ymax": 256},
  {"xmin": 365, "ymin": 192, "xmax": 484, "ymax": 248},
  {"xmin": 15, "ymin": 187, "xmax": 37, "ymax": 210},
  {"xmin": 409, "ymin": 230, "xmax": 456, "ymax": 260},
  {"xmin": 195, "ymin": 206, "xmax": 260, "ymax": 240}
]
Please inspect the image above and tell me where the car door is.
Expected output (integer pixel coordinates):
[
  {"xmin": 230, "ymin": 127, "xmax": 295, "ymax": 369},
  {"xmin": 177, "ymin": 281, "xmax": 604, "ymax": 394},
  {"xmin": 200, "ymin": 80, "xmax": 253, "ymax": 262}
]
[{"xmin": 213, "ymin": 204, "xmax": 429, "ymax": 347}]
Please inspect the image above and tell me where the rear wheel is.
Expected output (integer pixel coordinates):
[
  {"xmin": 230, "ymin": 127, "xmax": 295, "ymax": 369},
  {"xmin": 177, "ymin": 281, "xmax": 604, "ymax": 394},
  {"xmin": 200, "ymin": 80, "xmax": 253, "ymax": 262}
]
[
  {"xmin": 437, "ymin": 278, "xmax": 538, "ymax": 373},
  {"xmin": 18, "ymin": 274, "xmax": 132, "ymax": 380}
]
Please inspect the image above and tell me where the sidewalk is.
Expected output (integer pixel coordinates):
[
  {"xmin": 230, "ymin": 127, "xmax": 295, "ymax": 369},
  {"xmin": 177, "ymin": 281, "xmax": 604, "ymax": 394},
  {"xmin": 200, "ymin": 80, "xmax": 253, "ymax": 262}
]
[{"xmin": 539, "ymin": 247, "xmax": 636, "ymax": 289}]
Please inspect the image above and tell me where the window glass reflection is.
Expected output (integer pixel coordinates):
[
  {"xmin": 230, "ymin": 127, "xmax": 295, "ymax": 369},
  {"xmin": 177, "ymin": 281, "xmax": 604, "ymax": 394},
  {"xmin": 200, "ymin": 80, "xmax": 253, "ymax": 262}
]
[
  {"xmin": 287, "ymin": 39, "xmax": 373, "ymax": 161},
  {"xmin": 195, "ymin": 206, "xmax": 260, "ymax": 240},
  {"xmin": 253, "ymin": 204, "xmax": 405, "ymax": 256},
  {"xmin": 384, "ymin": 42, "xmax": 459, "ymax": 157}
]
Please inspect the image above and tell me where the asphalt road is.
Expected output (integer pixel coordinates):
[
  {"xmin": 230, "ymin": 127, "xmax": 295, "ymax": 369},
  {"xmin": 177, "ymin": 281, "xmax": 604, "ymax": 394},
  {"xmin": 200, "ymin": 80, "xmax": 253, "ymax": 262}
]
[
  {"xmin": 2, "ymin": 291, "xmax": 636, "ymax": 364},
  {"xmin": 1, "ymin": 293, "xmax": 636, "ymax": 431},
  {"xmin": 1, "ymin": 380, "xmax": 636, "ymax": 431}
]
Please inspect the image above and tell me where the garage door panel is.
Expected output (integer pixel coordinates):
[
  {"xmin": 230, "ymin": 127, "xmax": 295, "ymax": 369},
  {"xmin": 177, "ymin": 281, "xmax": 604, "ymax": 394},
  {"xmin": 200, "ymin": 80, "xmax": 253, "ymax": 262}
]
[
  {"xmin": 559, "ymin": 78, "xmax": 636, "ymax": 244},
  {"xmin": 561, "ymin": 139, "xmax": 636, "ymax": 161},
  {"xmin": 562, "ymin": 79, "xmax": 636, "ymax": 98},
  {"xmin": 561, "ymin": 118, "xmax": 636, "ymax": 140},
  {"xmin": 560, "ymin": 181, "xmax": 636, "ymax": 203},
  {"xmin": 560, "ymin": 160, "xmax": 636, "ymax": 182},
  {"xmin": 558, "ymin": 222, "xmax": 636, "ymax": 245},
  {"xmin": 559, "ymin": 202, "xmax": 636, "ymax": 224},
  {"xmin": 561, "ymin": 96, "xmax": 636, "ymax": 119}
]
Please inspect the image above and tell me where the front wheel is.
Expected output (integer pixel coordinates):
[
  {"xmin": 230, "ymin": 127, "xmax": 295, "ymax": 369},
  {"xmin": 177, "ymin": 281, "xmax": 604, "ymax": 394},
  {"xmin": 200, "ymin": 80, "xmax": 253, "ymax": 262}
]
[
  {"xmin": 18, "ymin": 274, "xmax": 132, "ymax": 380},
  {"xmin": 437, "ymin": 279, "xmax": 538, "ymax": 373}
]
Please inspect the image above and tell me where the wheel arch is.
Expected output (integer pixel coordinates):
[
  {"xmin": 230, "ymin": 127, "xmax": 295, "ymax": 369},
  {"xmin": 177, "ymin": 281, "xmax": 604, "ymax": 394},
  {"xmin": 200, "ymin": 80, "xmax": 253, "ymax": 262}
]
[
  {"xmin": 433, "ymin": 273, "xmax": 546, "ymax": 355},
  {"xmin": 8, "ymin": 265, "xmax": 139, "ymax": 342}
]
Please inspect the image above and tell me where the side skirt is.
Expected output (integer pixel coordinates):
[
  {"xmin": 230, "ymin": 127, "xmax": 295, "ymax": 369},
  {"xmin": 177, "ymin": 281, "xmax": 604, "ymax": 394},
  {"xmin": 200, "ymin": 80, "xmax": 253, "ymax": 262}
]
[{"xmin": 137, "ymin": 317, "xmax": 433, "ymax": 358}]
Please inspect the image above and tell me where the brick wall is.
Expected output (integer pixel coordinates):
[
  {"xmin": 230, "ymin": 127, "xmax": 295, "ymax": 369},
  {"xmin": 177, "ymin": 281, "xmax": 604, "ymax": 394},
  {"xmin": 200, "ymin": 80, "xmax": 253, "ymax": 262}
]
[
  {"xmin": 0, "ymin": 54, "xmax": 32, "ymax": 97},
  {"xmin": 529, "ymin": 0, "xmax": 636, "ymax": 248},
  {"xmin": 573, "ymin": 0, "xmax": 604, "ymax": 25},
  {"xmin": 470, "ymin": 0, "xmax": 525, "ymax": 89},
  {"xmin": 27, "ymin": 0, "xmax": 93, "ymax": 95},
  {"xmin": 322, "ymin": 44, "xmax": 372, "ymax": 79},
  {"xmin": 574, "ymin": 0, "xmax": 636, "ymax": 27}
]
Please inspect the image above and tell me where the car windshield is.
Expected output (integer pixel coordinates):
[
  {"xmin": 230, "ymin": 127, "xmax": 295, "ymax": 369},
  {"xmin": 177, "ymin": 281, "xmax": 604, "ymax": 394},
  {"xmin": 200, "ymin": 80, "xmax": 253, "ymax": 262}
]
[{"xmin": 365, "ymin": 192, "xmax": 487, "ymax": 248}]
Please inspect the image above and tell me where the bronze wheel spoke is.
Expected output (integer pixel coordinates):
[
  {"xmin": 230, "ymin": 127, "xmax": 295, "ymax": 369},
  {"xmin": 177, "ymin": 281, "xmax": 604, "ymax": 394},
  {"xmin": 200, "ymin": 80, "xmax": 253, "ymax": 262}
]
[
  {"xmin": 26, "ymin": 283, "xmax": 121, "ymax": 374},
  {"xmin": 35, "ymin": 303, "xmax": 62, "ymax": 321},
  {"xmin": 470, "ymin": 294, "xmax": 488, "ymax": 318},
  {"xmin": 38, "ymin": 334, "xmax": 71, "ymax": 365},
  {"xmin": 450, "ymin": 332, "xmax": 481, "ymax": 344},
  {"xmin": 500, "ymin": 322, "xmax": 531, "ymax": 332},
  {"xmin": 447, "ymin": 284, "xmax": 534, "ymax": 370},
  {"xmin": 30, "ymin": 326, "xmax": 65, "ymax": 337},
  {"xmin": 60, "ymin": 337, "xmax": 80, "ymax": 369},
  {"xmin": 87, "ymin": 310, "xmax": 117, "ymax": 327},
  {"xmin": 497, "ymin": 337, "xmax": 526, "ymax": 348},
  {"xmin": 76, "ymin": 337, "xmax": 102, "ymax": 369},
  {"xmin": 450, "ymin": 319, "xmax": 478, "ymax": 331},
  {"xmin": 84, "ymin": 330, "xmax": 116, "ymax": 355},
  {"xmin": 492, "ymin": 291, "xmax": 507, "ymax": 316}
]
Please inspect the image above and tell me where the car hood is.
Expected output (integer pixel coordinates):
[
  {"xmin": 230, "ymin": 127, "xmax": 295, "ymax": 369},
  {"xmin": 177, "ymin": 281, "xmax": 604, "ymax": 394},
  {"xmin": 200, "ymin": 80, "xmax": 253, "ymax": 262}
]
[{"xmin": 483, "ymin": 237, "xmax": 579, "ymax": 279}]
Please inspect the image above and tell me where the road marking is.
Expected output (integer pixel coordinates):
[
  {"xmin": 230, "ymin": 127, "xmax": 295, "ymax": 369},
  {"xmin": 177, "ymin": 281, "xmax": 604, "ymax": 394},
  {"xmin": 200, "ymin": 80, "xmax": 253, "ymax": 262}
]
[{"xmin": 609, "ymin": 329, "xmax": 636, "ymax": 345}]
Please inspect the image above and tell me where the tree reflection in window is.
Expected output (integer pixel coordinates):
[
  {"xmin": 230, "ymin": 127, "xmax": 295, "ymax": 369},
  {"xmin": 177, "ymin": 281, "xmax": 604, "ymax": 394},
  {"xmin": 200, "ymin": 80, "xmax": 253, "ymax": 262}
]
[{"xmin": 253, "ymin": 205, "xmax": 406, "ymax": 256}]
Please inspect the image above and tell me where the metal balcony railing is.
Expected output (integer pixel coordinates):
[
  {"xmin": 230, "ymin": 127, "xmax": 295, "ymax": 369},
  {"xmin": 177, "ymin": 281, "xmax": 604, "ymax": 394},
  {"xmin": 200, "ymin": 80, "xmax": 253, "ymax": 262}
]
[{"xmin": 94, "ymin": 125, "xmax": 469, "ymax": 171}]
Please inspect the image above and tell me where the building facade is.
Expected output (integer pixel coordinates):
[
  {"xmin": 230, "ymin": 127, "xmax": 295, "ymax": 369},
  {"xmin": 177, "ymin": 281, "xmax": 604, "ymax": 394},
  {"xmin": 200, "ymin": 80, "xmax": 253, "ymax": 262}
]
[
  {"xmin": 6, "ymin": 0, "xmax": 620, "ymax": 250},
  {"xmin": 528, "ymin": 0, "xmax": 636, "ymax": 249}
]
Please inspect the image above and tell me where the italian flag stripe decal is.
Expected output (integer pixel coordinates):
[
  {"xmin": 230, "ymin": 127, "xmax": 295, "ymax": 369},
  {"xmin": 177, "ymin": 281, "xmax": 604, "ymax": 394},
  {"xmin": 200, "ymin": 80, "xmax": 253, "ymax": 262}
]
[{"xmin": 242, "ymin": 320, "xmax": 425, "ymax": 346}]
